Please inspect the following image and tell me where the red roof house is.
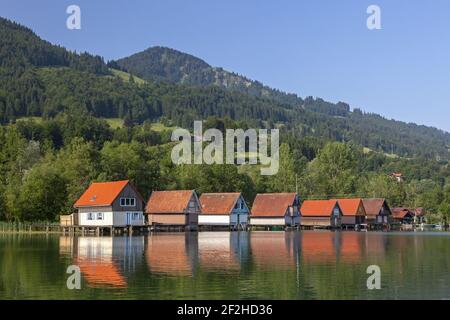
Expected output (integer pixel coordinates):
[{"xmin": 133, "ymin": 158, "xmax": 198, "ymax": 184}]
[
  {"xmin": 250, "ymin": 193, "xmax": 300, "ymax": 227},
  {"xmin": 199, "ymin": 193, "xmax": 249, "ymax": 227},
  {"xmin": 74, "ymin": 180, "xmax": 145, "ymax": 227},
  {"xmin": 146, "ymin": 190, "xmax": 200, "ymax": 227},
  {"xmin": 300, "ymin": 199, "xmax": 342, "ymax": 228},
  {"xmin": 332, "ymin": 198, "xmax": 366, "ymax": 226}
]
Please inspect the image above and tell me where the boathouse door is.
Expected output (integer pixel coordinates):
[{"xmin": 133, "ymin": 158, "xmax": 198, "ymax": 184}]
[{"xmin": 126, "ymin": 212, "xmax": 132, "ymax": 225}]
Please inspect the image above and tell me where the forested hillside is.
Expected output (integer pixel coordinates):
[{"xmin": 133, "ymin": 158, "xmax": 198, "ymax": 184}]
[
  {"xmin": 1, "ymin": 17, "xmax": 449, "ymax": 159},
  {"xmin": 0, "ymin": 16, "xmax": 449, "ymax": 223}
]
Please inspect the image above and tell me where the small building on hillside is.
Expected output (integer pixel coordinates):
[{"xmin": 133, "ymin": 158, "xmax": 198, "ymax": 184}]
[
  {"xmin": 249, "ymin": 193, "xmax": 300, "ymax": 228},
  {"xmin": 390, "ymin": 172, "xmax": 405, "ymax": 183},
  {"xmin": 145, "ymin": 190, "xmax": 200, "ymax": 229},
  {"xmin": 362, "ymin": 198, "xmax": 391, "ymax": 229},
  {"xmin": 413, "ymin": 207, "xmax": 426, "ymax": 224},
  {"xmin": 74, "ymin": 180, "xmax": 145, "ymax": 227},
  {"xmin": 199, "ymin": 193, "xmax": 249, "ymax": 229},
  {"xmin": 333, "ymin": 198, "xmax": 366, "ymax": 228},
  {"xmin": 392, "ymin": 207, "xmax": 415, "ymax": 224},
  {"xmin": 300, "ymin": 199, "xmax": 342, "ymax": 229}
]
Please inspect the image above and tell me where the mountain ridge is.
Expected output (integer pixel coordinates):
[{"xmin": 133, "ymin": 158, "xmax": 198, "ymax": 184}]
[{"xmin": 1, "ymin": 16, "xmax": 449, "ymax": 160}]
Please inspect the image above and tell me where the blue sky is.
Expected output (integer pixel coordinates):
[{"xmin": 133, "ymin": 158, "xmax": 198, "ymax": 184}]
[{"xmin": 1, "ymin": 0, "xmax": 449, "ymax": 132}]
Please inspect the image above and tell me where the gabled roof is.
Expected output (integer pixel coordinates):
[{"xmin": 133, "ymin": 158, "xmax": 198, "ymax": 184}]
[
  {"xmin": 362, "ymin": 198, "xmax": 390, "ymax": 216},
  {"xmin": 392, "ymin": 207, "xmax": 414, "ymax": 219},
  {"xmin": 251, "ymin": 193, "xmax": 297, "ymax": 217},
  {"xmin": 333, "ymin": 198, "xmax": 365, "ymax": 216},
  {"xmin": 200, "ymin": 193, "xmax": 243, "ymax": 215},
  {"xmin": 300, "ymin": 199, "xmax": 339, "ymax": 217},
  {"xmin": 146, "ymin": 190, "xmax": 197, "ymax": 214},
  {"xmin": 74, "ymin": 180, "xmax": 132, "ymax": 208},
  {"xmin": 414, "ymin": 207, "xmax": 424, "ymax": 216}
]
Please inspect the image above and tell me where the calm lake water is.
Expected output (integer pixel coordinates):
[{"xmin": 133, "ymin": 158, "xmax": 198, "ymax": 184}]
[{"xmin": 0, "ymin": 231, "xmax": 449, "ymax": 300}]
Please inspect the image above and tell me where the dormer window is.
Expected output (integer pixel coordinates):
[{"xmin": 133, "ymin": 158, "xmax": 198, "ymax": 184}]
[{"xmin": 120, "ymin": 197, "xmax": 136, "ymax": 207}]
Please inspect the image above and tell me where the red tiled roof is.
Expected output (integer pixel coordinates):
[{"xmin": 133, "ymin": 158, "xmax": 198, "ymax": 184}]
[
  {"xmin": 301, "ymin": 200, "xmax": 338, "ymax": 217},
  {"xmin": 74, "ymin": 180, "xmax": 130, "ymax": 207},
  {"xmin": 146, "ymin": 190, "xmax": 195, "ymax": 214},
  {"xmin": 333, "ymin": 199, "xmax": 365, "ymax": 216},
  {"xmin": 200, "ymin": 193, "xmax": 242, "ymax": 215},
  {"xmin": 251, "ymin": 193, "xmax": 297, "ymax": 217},
  {"xmin": 362, "ymin": 198, "xmax": 389, "ymax": 217},
  {"xmin": 392, "ymin": 207, "xmax": 413, "ymax": 219}
]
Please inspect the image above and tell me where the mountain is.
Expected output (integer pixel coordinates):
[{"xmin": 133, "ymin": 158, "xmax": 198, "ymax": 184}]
[
  {"xmin": 0, "ymin": 18, "xmax": 108, "ymax": 74},
  {"xmin": 111, "ymin": 46, "xmax": 303, "ymax": 106},
  {"xmin": 1, "ymin": 16, "xmax": 449, "ymax": 160}
]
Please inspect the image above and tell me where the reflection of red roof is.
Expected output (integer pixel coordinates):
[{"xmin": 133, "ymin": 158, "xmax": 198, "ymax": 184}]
[
  {"xmin": 250, "ymin": 232, "xmax": 294, "ymax": 268},
  {"xmin": 301, "ymin": 232, "xmax": 336, "ymax": 263},
  {"xmin": 200, "ymin": 193, "xmax": 242, "ymax": 215},
  {"xmin": 74, "ymin": 180, "xmax": 130, "ymax": 207},
  {"xmin": 146, "ymin": 190, "xmax": 195, "ymax": 214},
  {"xmin": 199, "ymin": 233, "xmax": 239, "ymax": 271},
  {"xmin": 362, "ymin": 198, "xmax": 389, "ymax": 217},
  {"xmin": 251, "ymin": 193, "xmax": 297, "ymax": 217},
  {"xmin": 333, "ymin": 199, "xmax": 364, "ymax": 216},
  {"xmin": 77, "ymin": 258, "xmax": 127, "ymax": 288},
  {"xmin": 301, "ymin": 200, "xmax": 338, "ymax": 217},
  {"xmin": 340, "ymin": 232, "xmax": 362, "ymax": 263},
  {"xmin": 146, "ymin": 234, "xmax": 192, "ymax": 276}
]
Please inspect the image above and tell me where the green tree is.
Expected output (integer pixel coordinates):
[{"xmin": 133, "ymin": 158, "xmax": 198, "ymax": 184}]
[
  {"xmin": 306, "ymin": 142, "xmax": 358, "ymax": 197},
  {"xmin": 267, "ymin": 143, "xmax": 297, "ymax": 192},
  {"xmin": 16, "ymin": 160, "xmax": 68, "ymax": 221}
]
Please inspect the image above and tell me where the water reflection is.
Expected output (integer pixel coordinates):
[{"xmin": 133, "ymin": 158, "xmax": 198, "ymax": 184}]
[
  {"xmin": 198, "ymin": 232, "xmax": 240, "ymax": 272},
  {"xmin": 250, "ymin": 232, "xmax": 297, "ymax": 269},
  {"xmin": 60, "ymin": 236, "xmax": 145, "ymax": 288},
  {"xmin": 51, "ymin": 231, "xmax": 450, "ymax": 299},
  {"xmin": 301, "ymin": 231, "xmax": 337, "ymax": 263},
  {"xmin": 145, "ymin": 233, "xmax": 197, "ymax": 277}
]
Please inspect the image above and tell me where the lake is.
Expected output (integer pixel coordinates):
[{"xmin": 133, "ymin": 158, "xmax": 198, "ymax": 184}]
[{"xmin": 0, "ymin": 231, "xmax": 449, "ymax": 300}]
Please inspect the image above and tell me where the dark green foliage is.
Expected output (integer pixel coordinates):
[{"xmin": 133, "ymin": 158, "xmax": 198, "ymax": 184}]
[{"xmin": 0, "ymin": 17, "xmax": 449, "ymax": 223}]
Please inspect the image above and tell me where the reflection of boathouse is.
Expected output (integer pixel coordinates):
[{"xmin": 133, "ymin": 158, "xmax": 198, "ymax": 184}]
[
  {"xmin": 59, "ymin": 236, "xmax": 145, "ymax": 288},
  {"xmin": 198, "ymin": 232, "xmax": 242, "ymax": 272},
  {"xmin": 250, "ymin": 232, "xmax": 297, "ymax": 269},
  {"xmin": 145, "ymin": 233, "xmax": 198, "ymax": 276},
  {"xmin": 301, "ymin": 232, "xmax": 338, "ymax": 263}
]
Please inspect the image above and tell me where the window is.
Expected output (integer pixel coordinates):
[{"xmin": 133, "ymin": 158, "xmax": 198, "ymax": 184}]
[
  {"xmin": 235, "ymin": 201, "xmax": 240, "ymax": 209},
  {"xmin": 87, "ymin": 213, "xmax": 94, "ymax": 220},
  {"xmin": 97, "ymin": 212, "xmax": 103, "ymax": 220},
  {"xmin": 120, "ymin": 197, "xmax": 136, "ymax": 207},
  {"xmin": 189, "ymin": 201, "xmax": 195, "ymax": 209},
  {"xmin": 133, "ymin": 212, "xmax": 140, "ymax": 220}
]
